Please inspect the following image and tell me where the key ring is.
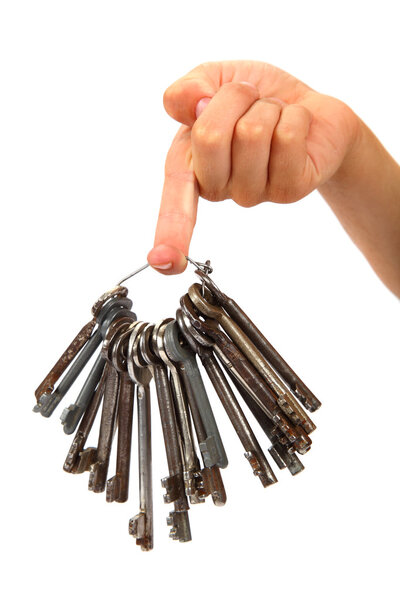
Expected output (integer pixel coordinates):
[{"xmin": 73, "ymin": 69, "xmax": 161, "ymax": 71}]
[{"xmin": 117, "ymin": 257, "xmax": 214, "ymax": 296}]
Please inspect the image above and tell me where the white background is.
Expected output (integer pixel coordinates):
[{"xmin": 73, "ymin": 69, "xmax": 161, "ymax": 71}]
[{"xmin": 1, "ymin": 1, "xmax": 399, "ymax": 598}]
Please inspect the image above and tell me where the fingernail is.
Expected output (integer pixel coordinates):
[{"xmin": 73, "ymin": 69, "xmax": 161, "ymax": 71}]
[
  {"xmin": 195, "ymin": 97, "xmax": 211, "ymax": 118},
  {"xmin": 152, "ymin": 262, "xmax": 173, "ymax": 270}
]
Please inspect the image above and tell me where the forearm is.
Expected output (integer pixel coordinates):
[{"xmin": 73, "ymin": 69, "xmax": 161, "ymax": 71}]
[{"xmin": 318, "ymin": 118, "xmax": 400, "ymax": 297}]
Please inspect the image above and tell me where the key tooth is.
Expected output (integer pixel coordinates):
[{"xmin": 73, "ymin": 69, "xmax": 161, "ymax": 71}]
[
  {"xmin": 129, "ymin": 513, "xmax": 153, "ymax": 551},
  {"xmin": 194, "ymin": 466, "xmax": 227, "ymax": 506},
  {"xmin": 161, "ymin": 474, "xmax": 185, "ymax": 504},
  {"xmin": 106, "ymin": 474, "xmax": 122, "ymax": 502},
  {"xmin": 167, "ymin": 511, "xmax": 191, "ymax": 543},
  {"xmin": 73, "ymin": 447, "xmax": 97, "ymax": 474}
]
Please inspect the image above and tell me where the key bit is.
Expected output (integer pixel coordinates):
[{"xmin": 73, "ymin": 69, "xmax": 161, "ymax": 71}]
[
  {"xmin": 194, "ymin": 466, "xmax": 227, "ymax": 506},
  {"xmin": 167, "ymin": 511, "xmax": 191, "ymax": 543},
  {"xmin": 129, "ymin": 512, "xmax": 153, "ymax": 551}
]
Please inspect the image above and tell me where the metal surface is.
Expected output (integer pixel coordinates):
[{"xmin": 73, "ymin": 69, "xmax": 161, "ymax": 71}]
[
  {"xmin": 163, "ymin": 320, "xmax": 228, "ymax": 469},
  {"xmin": 128, "ymin": 323, "xmax": 154, "ymax": 551},
  {"xmin": 88, "ymin": 364, "xmax": 120, "ymax": 493},
  {"xmin": 139, "ymin": 323, "xmax": 191, "ymax": 543},
  {"xmin": 154, "ymin": 319, "xmax": 203, "ymax": 504}
]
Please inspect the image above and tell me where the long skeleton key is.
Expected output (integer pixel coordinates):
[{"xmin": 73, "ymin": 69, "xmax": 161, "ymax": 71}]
[
  {"xmin": 196, "ymin": 270, "xmax": 321, "ymax": 412},
  {"xmin": 127, "ymin": 322, "xmax": 153, "ymax": 551},
  {"xmin": 163, "ymin": 320, "xmax": 228, "ymax": 470},
  {"xmin": 180, "ymin": 294, "xmax": 311, "ymax": 454},
  {"xmin": 106, "ymin": 320, "xmax": 136, "ymax": 503},
  {"xmin": 139, "ymin": 323, "xmax": 191, "ymax": 543},
  {"xmin": 176, "ymin": 309, "xmax": 277, "ymax": 487},
  {"xmin": 34, "ymin": 295, "xmax": 133, "ymax": 417},
  {"xmin": 153, "ymin": 319, "xmax": 204, "ymax": 504},
  {"xmin": 189, "ymin": 283, "xmax": 316, "ymax": 436}
]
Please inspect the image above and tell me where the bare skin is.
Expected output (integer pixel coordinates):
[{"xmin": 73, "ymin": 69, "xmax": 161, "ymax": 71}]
[{"xmin": 147, "ymin": 60, "xmax": 400, "ymax": 298}]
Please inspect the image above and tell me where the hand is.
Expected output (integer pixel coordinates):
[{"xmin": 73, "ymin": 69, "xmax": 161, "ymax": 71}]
[{"xmin": 147, "ymin": 60, "xmax": 360, "ymax": 273}]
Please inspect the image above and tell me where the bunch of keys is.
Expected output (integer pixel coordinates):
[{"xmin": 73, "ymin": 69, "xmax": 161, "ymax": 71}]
[{"xmin": 33, "ymin": 258, "xmax": 321, "ymax": 551}]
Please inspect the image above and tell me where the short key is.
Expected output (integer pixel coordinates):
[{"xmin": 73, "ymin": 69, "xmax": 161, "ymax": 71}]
[
  {"xmin": 139, "ymin": 323, "xmax": 191, "ymax": 543},
  {"xmin": 176, "ymin": 309, "xmax": 277, "ymax": 487}
]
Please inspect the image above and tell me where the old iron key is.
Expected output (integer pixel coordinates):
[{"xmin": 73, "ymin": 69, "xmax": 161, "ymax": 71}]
[
  {"xmin": 139, "ymin": 323, "xmax": 191, "ymax": 543},
  {"xmin": 153, "ymin": 319, "xmax": 204, "ymax": 504},
  {"xmin": 176, "ymin": 309, "xmax": 278, "ymax": 487},
  {"xmin": 127, "ymin": 322, "xmax": 154, "ymax": 551},
  {"xmin": 106, "ymin": 320, "xmax": 137, "ymax": 503}
]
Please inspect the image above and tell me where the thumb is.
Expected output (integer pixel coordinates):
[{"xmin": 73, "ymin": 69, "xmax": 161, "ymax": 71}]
[{"xmin": 163, "ymin": 65, "xmax": 218, "ymax": 126}]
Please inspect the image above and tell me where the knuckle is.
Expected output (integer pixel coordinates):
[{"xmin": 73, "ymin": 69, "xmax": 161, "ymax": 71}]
[
  {"xmin": 276, "ymin": 123, "xmax": 297, "ymax": 144},
  {"xmin": 235, "ymin": 120, "xmax": 266, "ymax": 143},
  {"xmin": 192, "ymin": 123, "xmax": 224, "ymax": 151}
]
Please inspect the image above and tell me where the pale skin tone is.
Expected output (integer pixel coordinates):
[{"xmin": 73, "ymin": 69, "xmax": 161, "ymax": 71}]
[{"xmin": 147, "ymin": 60, "xmax": 400, "ymax": 298}]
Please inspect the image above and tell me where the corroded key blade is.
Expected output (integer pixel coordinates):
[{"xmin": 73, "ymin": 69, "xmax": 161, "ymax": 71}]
[
  {"xmin": 88, "ymin": 364, "xmax": 120, "ymax": 493},
  {"xmin": 195, "ymin": 270, "xmax": 321, "ymax": 412},
  {"xmin": 34, "ymin": 318, "xmax": 96, "ymax": 402},
  {"xmin": 106, "ymin": 321, "xmax": 137, "ymax": 503}
]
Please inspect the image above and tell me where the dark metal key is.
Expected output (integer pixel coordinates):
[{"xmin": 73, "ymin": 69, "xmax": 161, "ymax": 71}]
[
  {"xmin": 127, "ymin": 322, "xmax": 154, "ymax": 551},
  {"xmin": 177, "ymin": 309, "xmax": 277, "ymax": 487},
  {"xmin": 139, "ymin": 323, "xmax": 191, "ymax": 543}
]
